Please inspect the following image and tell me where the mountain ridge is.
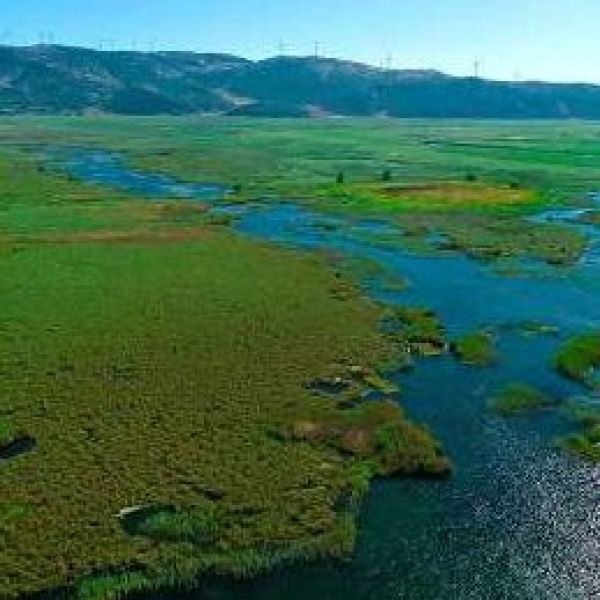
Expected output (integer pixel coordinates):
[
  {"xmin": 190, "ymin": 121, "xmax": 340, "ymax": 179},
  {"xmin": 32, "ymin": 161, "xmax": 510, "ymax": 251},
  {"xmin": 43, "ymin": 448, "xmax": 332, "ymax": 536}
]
[{"xmin": 2, "ymin": 44, "xmax": 600, "ymax": 118}]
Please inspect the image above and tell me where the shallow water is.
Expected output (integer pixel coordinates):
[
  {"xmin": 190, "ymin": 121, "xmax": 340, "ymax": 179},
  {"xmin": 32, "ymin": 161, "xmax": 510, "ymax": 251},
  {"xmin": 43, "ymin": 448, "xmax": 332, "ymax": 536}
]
[
  {"xmin": 63, "ymin": 151, "xmax": 231, "ymax": 200},
  {"xmin": 62, "ymin": 152, "xmax": 600, "ymax": 600}
]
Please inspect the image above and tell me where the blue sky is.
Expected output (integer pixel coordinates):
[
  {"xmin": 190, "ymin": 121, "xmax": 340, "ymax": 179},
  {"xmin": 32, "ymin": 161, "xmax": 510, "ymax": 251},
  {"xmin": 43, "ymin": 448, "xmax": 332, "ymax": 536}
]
[{"xmin": 2, "ymin": 0, "xmax": 599, "ymax": 83}]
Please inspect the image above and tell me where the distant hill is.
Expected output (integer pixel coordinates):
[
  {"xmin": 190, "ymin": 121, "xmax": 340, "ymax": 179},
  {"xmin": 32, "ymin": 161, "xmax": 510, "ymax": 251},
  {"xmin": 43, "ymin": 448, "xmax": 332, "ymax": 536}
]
[{"xmin": 2, "ymin": 44, "xmax": 600, "ymax": 118}]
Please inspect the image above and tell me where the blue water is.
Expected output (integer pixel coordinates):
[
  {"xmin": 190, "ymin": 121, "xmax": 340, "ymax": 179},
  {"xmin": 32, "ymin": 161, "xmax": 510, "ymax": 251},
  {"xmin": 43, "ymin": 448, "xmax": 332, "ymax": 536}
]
[
  {"xmin": 61, "ymin": 151, "xmax": 600, "ymax": 600},
  {"xmin": 64, "ymin": 151, "xmax": 231, "ymax": 201}
]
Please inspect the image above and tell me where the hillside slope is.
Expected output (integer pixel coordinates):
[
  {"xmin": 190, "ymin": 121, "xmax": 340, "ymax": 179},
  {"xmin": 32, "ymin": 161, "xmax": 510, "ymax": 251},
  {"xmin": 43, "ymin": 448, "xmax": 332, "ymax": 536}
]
[{"xmin": 1, "ymin": 45, "xmax": 600, "ymax": 118}]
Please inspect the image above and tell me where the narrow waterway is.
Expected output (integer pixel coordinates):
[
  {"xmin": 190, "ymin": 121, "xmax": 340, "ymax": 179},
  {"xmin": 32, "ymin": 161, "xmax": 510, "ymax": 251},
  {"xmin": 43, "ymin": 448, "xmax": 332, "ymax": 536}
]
[{"xmin": 60, "ymin": 151, "xmax": 600, "ymax": 600}]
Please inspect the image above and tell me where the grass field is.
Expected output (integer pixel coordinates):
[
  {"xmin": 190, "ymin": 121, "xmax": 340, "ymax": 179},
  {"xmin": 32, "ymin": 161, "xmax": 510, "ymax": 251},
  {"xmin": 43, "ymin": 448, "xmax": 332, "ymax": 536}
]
[
  {"xmin": 2, "ymin": 116, "xmax": 592, "ymax": 265},
  {"xmin": 2, "ymin": 117, "xmax": 600, "ymax": 198}
]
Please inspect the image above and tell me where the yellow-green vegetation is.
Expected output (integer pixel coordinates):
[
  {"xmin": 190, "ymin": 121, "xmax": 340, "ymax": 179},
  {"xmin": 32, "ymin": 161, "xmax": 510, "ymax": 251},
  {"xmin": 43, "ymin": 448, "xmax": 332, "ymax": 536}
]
[
  {"xmin": 554, "ymin": 332, "xmax": 600, "ymax": 389},
  {"xmin": 488, "ymin": 383, "xmax": 557, "ymax": 417},
  {"xmin": 451, "ymin": 331, "xmax": 496, "ymax": 367},
  {"xmin": 557, "ymin": 400, "xmax": 600, "ymax": 463},
  {"xmin": 324, "ymin": 181, "xmax": 540, "ymax": 214},
  {"xmin": 0, "ymin": 147, "xmax": 449, "ymax": 598}
]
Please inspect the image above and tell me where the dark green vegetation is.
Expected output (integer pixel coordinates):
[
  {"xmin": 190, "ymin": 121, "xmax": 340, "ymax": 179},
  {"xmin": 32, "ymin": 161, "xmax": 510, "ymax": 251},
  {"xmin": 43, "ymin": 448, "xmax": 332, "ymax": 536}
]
[
  {"xmin": 553, "ymin": 333, "xmax": 600, "ymax": 462},
  {"xmin": 0, "ymin": 141, "xmax": 451, "ymax": 598},
  {"xmin": 488, "ymin": 383, "xmax": 557, "ymax": 417},
  {"xmin": 6, "ymin": 45, "xmax": 600, "ymax": 118},
  {"xmin": 557, "ymin": 399, "xmax": 600, "ymax": 462},
  {"xmin": 381, "ymin": 307, "xmax": 447, "ymax": 357},
  {"xmin": 451, "ymin": 331, "xmax": 496, "ymax": 367},
  {"xmin": 554, "ymin": 332, "xmax": 600, "ymax": 389}
]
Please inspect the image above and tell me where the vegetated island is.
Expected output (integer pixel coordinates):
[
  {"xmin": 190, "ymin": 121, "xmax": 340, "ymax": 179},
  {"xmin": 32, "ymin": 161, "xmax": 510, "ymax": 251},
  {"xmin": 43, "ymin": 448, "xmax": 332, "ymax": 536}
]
[
  {"xmin": 488, "ymin": 383, "xmax": 557, "ymax": 417},
  {"xmin": 557, "ymin": 399, "xmax": 600, "ymax": 463},
  {"xmin": 553, "ymin": 332, "xmax": 600, "ymax": 462},
  {"xmin": 451, "ymin": 330, "xmax": 496, "ymax": 367},
  {"xmin": 554, "ymin": 331, "xmax": 600, "ymax": 389}
]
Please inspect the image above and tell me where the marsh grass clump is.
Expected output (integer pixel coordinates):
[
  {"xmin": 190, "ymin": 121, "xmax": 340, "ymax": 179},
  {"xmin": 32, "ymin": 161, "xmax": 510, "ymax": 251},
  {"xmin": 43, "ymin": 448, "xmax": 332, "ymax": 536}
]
[
  {"xmin": 434, "ymin": 217, "xmax": 586, "ymax": 265},
  {"xmin": 381, "ymin": 306, "xmax": 446, "ymax": 357},
  {"xmin": 75, "ymin": 571, "xmax": 150, "ymax": 600},
  {"xmin": 558, "ymin": 431, "xmax": 600, "ymax": 463},
  {"xmin": 556, "ymin": 400, "xmax": 600, "ymax": 462},
  {"xmin": 287, "ymin": 400, "xmax": 450, "ymax": 479},
  {"xmin": 554, "ymin": 331, "xmax": 600, "ymax": 389},
  {"xmin": 120, "ymin": 503, "xmax": 219, "ymax": 545},
  {"xmin": 372, "ymin": 420, "xmax": 451, "ymax": 478},
  {"xmin": 451, "ymin": 330, "xmax": 495, "ymax": 366},
  {"xmin": 488, "ymin": 383, "xmax": 557, "ymax": 417}
]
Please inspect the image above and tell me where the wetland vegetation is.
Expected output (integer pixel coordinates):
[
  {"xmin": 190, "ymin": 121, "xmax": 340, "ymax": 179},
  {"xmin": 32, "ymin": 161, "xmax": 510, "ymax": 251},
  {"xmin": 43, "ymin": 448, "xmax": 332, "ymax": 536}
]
[
  {"xmin": 554, "ymin": 331, "xmax": 600, "ymax": 388},
  {"xmin": 557, "ymin": 399, "xmax": 600, "ymax": 462},
  {"xmin": 488, "ymin": 383, "xmax": 557, "ymax": 417},
  {"xmin": 451, "ymin": 330, "xmax": 496, "ymax": 367},
  {"xmin": 0, "ymin": 117, "xmax": 599, "ymax": 599}
]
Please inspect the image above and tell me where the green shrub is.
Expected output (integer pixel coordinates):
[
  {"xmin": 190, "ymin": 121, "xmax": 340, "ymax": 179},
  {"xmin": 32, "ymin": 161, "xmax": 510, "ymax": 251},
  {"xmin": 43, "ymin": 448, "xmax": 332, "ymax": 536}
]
[
  {"xmin": 554, "ymin": 331, "xmax": 600, "ymax": 388},
  {"xmin": 452, "ymin": 331, "xmax": 495, "ymax": 366}
]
